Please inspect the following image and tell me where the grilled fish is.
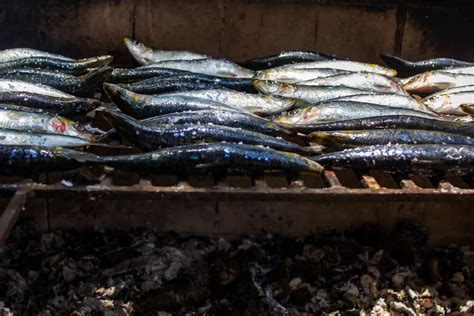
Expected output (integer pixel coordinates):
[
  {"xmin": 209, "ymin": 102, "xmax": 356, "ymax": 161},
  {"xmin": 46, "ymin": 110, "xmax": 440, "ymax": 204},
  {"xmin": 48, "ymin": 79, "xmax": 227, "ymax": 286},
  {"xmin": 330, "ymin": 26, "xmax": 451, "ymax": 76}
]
[
  {"xmin": 274, "ymin": 101, "xmax": 440, "ymax": 124},
  {"xmin": 0, "ymin": 67, "xmax": 112, "ymax": 97},
  {"xmin": 158, "ymin": 88, "xmax": 296, "ymax": 115},
  {"xmin": 0, "ymin": 91, "xmax": 101, "ymax": 116},
  {"xmin": 380, "ymin": 53, "xmax": 474, "ymax": 74},
  {"xmin": 0, "ymin": 109, "xmax": 95, "ymax": 140},
  {"xmin": 269, "ymin": 60, "xmax": 397, "ymax": 77},
  {"xmin": 286, "ymin": 115, "xmax": 474, "ymax": 137},
  {"xmin": 402, "ymin": 71, "xmax": 474, "ymax": 94},
  {"xmin": 141, "ymin": 110, "xmax": 293, "ymax": 135},
  {"xmin": 423, "ymin": 91, "xmax": 474, "ymax": 115},
  {"xmin": 103, "ymin": 83, "xmax": 240, "ymax": 119},
  {"xmin": 0, "ymin": 145, "xmax": 98, "ymax": 176},
  {"xmin": 311, "ymin": 144, "xmax": 474, "ymax": 175},
  {"xmin": 142, "ymin": 58, "xmax": 255, "ymax": 78},
  {"xmin": 255, "ymin": 68, "xmax": 348, "ymax": 83},
  {"xmin": 254, "ymin": 81, "xmax": 373, "ymax": 104},
  {"xmin": 333, "ymin": 93, "xmax": 432, "ymax": 112},
  {"xmin": 121, "ymin": 74, "xmax": 256, "ymax": 94},
  {"xmin": 103, "ymin": 110, "xmax": 312, "ymax": 153},
  {"xmin": 0, "ymin": 79, "xmax": 74, "ymax": 98},
  {"xmin": 296, "ymin": 72, "xmax": 406, "ymax": 95},
  {"xmin": 309, "ymin": 129, "xmax": 474, "ymax": 149},
  {"xmin": 124, "ymin": 37, "xmax": 210, "ymax": 64},
  {"xmin": 108, "ymin": 66, "xmax": 191, "ymax": 83},
  {"xmin": 0, "ymin": 48, "xmax": 73, "ymax": 63},
  {"xmin": 101, "ymin": 143, "xmax": 323, "ymax": 175},
  {"xmin": 241, "ymin": 51, "xmax": 335, "ymax": 70}
]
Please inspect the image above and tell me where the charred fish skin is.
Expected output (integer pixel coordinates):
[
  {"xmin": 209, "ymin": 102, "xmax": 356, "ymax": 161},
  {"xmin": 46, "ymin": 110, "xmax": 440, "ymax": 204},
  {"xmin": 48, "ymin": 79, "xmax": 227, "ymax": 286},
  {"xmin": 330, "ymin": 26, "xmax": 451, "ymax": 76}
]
[
  {"xmin": 241, "ymin": 51, "xmax": 335, "ymax": 70},
  {"xmin": 287, "ymin": 115, "xmax": 474, "ymax": 137},
  {"xmin": 124, "ymin": 37, "xmax": 210, "ymax": 64},
  {"xmin": 103, "ymin": 83, "xmax": 239, "ymax": 119},
  {"xmin": 0, "ymin": 91, "xmax": 101, "ymax": 116},
  {"xmin": 0, "ymin": 109, "xmax": 95, "ymax": 140},
  {"xmin": 108, "ymin": 67, "xmax": 192, "ymax": 83},
  {"xmin": 0, "ymin": 55, "xmax": 113, "ymax": 75},
  {"xmin": 311, "ymin": 144, "xmax": 474, "ymax": 176},
  {"xmin": 0, "ymin": 145, "xmax": 99, "ymax": 176},
  {"xmin": 380, "ymin": 53, "xmax": 474, "ymax": 75},
  {"xmin": 103, "ymin": 110, "xmax": 307, "ymax": 153},
  {"xmin": 0, "ymin": 129, "xmax": 97, "ymax": 147},
  {"xmin": 122, "ymin": 74, "xmax": 257, "ymax": 94},
  {"xmin": 102, "ymin": 143, "xmax": 323, "ymax": 175},
  {"xmin": 309, "ymin": 129, "xmax": 474, "ymax": 149},
  {"xmin": 141, "ymin": 110, "xmax": 293, "ymax": 136},
  {"xmin": 0, "ymin": 67, "xmax": 112, "ymax": 97},
  {"xmin": 0, "ymin": 48, "xmax": 74, "ymax": 63}
]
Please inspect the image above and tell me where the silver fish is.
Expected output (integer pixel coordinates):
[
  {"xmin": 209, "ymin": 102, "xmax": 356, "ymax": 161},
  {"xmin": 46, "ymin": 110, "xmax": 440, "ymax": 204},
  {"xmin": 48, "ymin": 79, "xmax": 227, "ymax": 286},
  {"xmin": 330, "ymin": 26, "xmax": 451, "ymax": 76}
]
[
  {"xmin": 442, "ymin": 66, "xmax": 474, "ymax": 75},
  {"xmin": 142, "ymin": 58, "xmax": 255, "ymax": 78},
  {"xmin": 0, "ymin": 129, "xmax": 97, "ymax": 147},
  {"xmin": 333, "ymin": 93, "xmax": 432, "ymax": 113},
  {"xmin": 123, "ymin": 37, "xmax": 210, "ymax": 64},
  {"xmin": 0, "ymin": 48, "xmax": 73, "ymax": 63},
  {"xmin": 0, "ymin": 79, "xmax": 74, "ymax": 99},
  {"xmin": 423, "ymin": 91, "xmax": 474, "ymax": 116},
  {"xmin": 402, "ymin": 71, "xmax": 474, "ymax": 94},
  {"xmin": 255, "ymin": 68, "xmax": 347, "ymax": 83},
  {"xmin": 274, "ymin": 101, "xmax": 440, "ymax": 125},
  {"xmin": 428, "ymin": 85, "xmax": 474, "ymax": 95}
]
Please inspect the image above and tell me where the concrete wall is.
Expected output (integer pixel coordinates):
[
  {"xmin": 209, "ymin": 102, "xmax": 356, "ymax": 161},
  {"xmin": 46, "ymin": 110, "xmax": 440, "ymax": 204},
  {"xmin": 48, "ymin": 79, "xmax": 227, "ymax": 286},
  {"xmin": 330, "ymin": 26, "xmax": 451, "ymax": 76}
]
[{"xmin": 0, "ymin": 0, "xmax": 473, "ymax": 65}]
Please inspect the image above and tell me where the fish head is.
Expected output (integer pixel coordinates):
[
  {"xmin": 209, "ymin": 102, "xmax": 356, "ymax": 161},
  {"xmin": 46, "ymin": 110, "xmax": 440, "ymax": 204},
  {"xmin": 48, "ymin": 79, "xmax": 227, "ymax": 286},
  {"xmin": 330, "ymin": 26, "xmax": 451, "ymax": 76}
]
[
  {"xmin": 369, "ymin": 63, "xmax": 397, "ymax": 77},
  {"xmin": 48, "ymin": 117, "xmax": 96, "ymax": 141},
  {"xmin": 103, "ymin": 83, "xmax": 149, "ymax": 109},
  {"xmin": 273, "ymin": 107, "xmax": 315, "ymax": 124},
  {"xmin": 263, "ymin": 95, "xmax": 296, "ymax": 111},
  {"xmin": 78, "ymin": 55, "xmax": 114, "ymax": 68},
  {"xmin": 254, "ymin": 80, "xmax": 296, "ymax": 96},
  {"xmin": 123, "ymin": 37, "xmax": 154, "ymax": 65}
]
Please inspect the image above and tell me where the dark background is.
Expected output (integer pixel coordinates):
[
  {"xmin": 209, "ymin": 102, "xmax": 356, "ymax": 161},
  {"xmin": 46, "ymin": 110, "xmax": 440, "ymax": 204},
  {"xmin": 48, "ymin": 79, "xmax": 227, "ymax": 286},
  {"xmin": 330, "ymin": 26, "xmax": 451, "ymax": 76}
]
[{"xmin": 1, "ymin": 0, "xmax": 473, "ymax": 65}]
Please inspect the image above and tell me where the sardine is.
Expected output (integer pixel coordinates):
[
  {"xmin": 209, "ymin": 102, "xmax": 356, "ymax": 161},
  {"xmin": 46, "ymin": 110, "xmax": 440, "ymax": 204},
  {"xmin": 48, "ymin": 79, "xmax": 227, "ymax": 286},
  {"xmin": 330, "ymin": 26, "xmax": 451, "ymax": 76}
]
[
  {"xmin": 442, "ymin": 66, "xmax": 474, "ymax": 75},
  {"xmin": 241, "ymin": 51, "xmax": 335, "ymax": 70},
  {"xmin": 158, "ymin": 88, "xmax": 296, "ymax": 115},
  {"xmin": 103, "ymin": 110, "xmax": 313, "ymax": 153},
  {"xmin": 108, "ymin": 66, "xmax": 191, "ymax": 83},
  {"xmin": 142, "ymin": 58, "xmax": 255, "ymax": 78},
  {"xmin": 141, "ymin": 110, "xmax": 292, "ymax": 135},
  {"xmin": 286, "ymin": 115, "xmax": 474, "ymax": 137},
  {"xmin": 254, "ymin": 81, "xmax": 373, "ymax": 104},
  {"xmin": 380, "ymin": 53, "xmax": 474, "ymax": 74},
  {"xmin": 427, "ymin": 85, "xmax": 474, "ymax": 95},
  {"xmin": 296, "ymin": 72, "xmax": 406, "ymax": 95},
  {"xmin": 0, "ymin": 91, "xmax": 101, "ymax": 116},
  {"xmin": 0, "ymin": 67, "xmax": 112, "ymax": 97},
  {"xmin": 402, "ymin": 71, "xmax": 474, "ymax": 94},
  {"xmin": 274, "ymin": 101, "xmax": 440, "ymax": 124},
  {"xmin": 0, "ymin": 145, "xmax": 98, "ymax": 176},
  {"xmin": 0, "ymin": 48, "xmax": 74, "ymax": 63},
  {"xmin": 311, "ymin": 144, "xmax": 474, "ymax": 175},
  {"xmin": 0, "ymin": 129, "xmax": 98, "ymax": 147},
  {"xmin": 423, "ymin": 91, "xmax": 474, "ymax": 115},
  {"xmin": 101, "ymin": 143, "xmax": 323, "ymax": 175},
  {"xmin": 0, "ymin": 109, "xmax": 95, "ymax": 140},
  {"xmin": 0, "ymin": 79, "xmax": 74, "ymax": 98},
  {"xmin": 0, "ymin": 55, "xmax": 113, "ymax": 75},
  {"xmin": 268, "ymin": 60, "xmax": 397, "ymax": 77},
  {"xmin": 333, "ymin": 93, "xmax": 431, "ymax": 112},
  {"xmin": 121, "ymin": 74, "xmax": 256, "ymax": 94},
  {"xmin": 103, "ymin": 83, "xmax": 240, "ymax": 119},
  {"xmin": 309, "ymin": 129, "xmax": 474, "ymax": 149},
  {"xmin": 124, "ymin": 37, "xmax": 210, "ymax": 64},
  {"xmin": 255, "ymin": 68, "xmax": 348, "ymax": 83}
]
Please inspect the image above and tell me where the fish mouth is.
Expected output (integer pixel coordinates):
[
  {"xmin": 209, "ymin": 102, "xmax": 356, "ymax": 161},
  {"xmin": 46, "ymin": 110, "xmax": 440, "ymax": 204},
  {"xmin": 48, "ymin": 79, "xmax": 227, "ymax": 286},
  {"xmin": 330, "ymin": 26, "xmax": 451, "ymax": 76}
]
[
  {"xmin": 253, "ymin": 80, "xmax": 273, "ymax": 94},
  {"xmin": 79, "ymin": 55, "xmax": 114, "ymax": 68},
  {"xmin": 303, "ymin": 157, "xmax": 324, "ymax": 173}
]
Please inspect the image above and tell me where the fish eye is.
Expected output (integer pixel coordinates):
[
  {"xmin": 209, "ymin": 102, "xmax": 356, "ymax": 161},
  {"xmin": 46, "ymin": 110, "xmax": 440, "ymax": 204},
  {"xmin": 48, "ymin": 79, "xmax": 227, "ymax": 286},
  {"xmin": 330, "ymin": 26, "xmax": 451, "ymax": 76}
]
[
  {"xmin": 287, "ymin": 109, "xmax": 301, "ymax": 116},
  {"xmin": 73, "ymin": 123, "xmax": 85, "ymax": 131}
]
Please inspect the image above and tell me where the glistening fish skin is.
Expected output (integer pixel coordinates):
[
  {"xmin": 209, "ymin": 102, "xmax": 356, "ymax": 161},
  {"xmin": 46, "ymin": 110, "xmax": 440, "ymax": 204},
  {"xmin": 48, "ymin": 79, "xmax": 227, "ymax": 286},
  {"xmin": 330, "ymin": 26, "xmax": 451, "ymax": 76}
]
[
  {"xmin": 0, "ymin": 145, "xmax": 98, "ymax": 176},
  {"xmin": 121, "ymin": 74, "xmax": 257, "ymax": 94},
  {"xmin": 402, "ymin": 71, "xmax": 474, "ymax": 94},
  {"xmin": 108, "ymin": 67, "xmax": 191, "ymax": 83},
  {"xmin": 286, "ymin": 115, "xmax": 474, "ymax": 137},
  {"xmin": 423, "ymin": 91, "xmax": 474, "ymax": 115},
  {"xmin": 0, "ymin": 109, "xmax": 95, "ymax": 140},
  {"xmin": 0, "ymin": 129, "xmax": 98, "ymax": 147},
  {"xmin": 141, "ymin": 110, "xmax": 293, "ymax": 136},
  {"xmin": 311, "ymin": 144, "xmax": 474, "ymax": 175},
  {"xmin": 442, "ymin": 66, "xmax": 474, "ymax": 75},
  {"xmin": 0, "ymin": 56, "xmax": 113, "ymax": 75},
  {"xmin": 241, "ymin": 51, "xmax": 335, "ymax": 70},
  {"xmin": 103, "ymin": 83, "xmax": 239, "ymax": 119},
  {"xmin": 333, "ymin": 93, "xmax": 432, "ymax": 113},
  {"xmin": 274, "ymin": 101, "xmax": 439, "ymax": 125},
  {"xmin": 253, "ymin": 81, "xmax": 371, "ymax": 104},
  {"xmin": 103, "ymin": 110, "xmax": 309, "ymax": 153},
  {"xmin": 380, "ymin": 53, "xmax": 474, "ymax": 75},
  {"xmin": 309, "ymin": 129, "xmax": 474, "ymax": 149},
  {"xmin": 0, "ymin": 79, "xmax": 74, "ymax": 98},
  {"xmin": 101, "ymin": 143, "xmax": 323, "ymax": 175},
  {"xmin": 124, "ymin": 37, "xmax": 210, "ymax": 65},
  {"xmin": 0, "ymin": 67, "xmax": 112, "ymax": 97},
  {"xmin": 255, "ymin": 68, "xmax": 347, "ymax": 83},
  {"xmin": 0, "ymin": 91, "xmax": 101, "ymax": 116},
  {"xmin": 0, "ymin": 48, "xmax": 73, "ymax": 63},
  {"xmin": 142, "ymin": 58, "xmax": 255, "ymax": 78}
]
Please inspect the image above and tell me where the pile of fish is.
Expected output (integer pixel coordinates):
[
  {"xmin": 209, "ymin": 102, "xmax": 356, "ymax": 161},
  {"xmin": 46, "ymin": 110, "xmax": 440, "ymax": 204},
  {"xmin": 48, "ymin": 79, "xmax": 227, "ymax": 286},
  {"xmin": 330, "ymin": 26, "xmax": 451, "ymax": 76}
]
[{"xmin": 0, "ymin": 38, "xmax": 473, "ymax": 177}]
